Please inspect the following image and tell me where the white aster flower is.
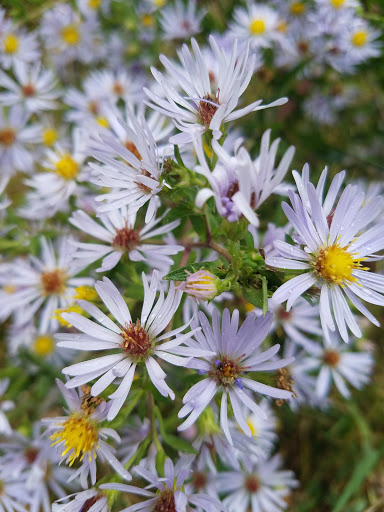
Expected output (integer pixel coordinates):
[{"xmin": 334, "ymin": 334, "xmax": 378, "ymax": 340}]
[
  {"xmin": 83, "ymin": 69, "xmax": 144, "ymax": 105},
  {"xmin": 216, "ymin": 454, "xmax": 298, "ymax": 512},
  {"xmin": 194, "ymin": 129, "xmax": 295, "ymax": 227},
  {"xmin": 267, "ymin": 169, "xmax": 384, "ymax": 342},
  {"xmin": 90, "ymin": 112, "xmax": 167, "ymax": 223},
  {"xmin": 69, "ymin": 207, "xmax": 183, "ymax": 272},
  {"xmin": 0, "ymin": 18, "xmax": 40, "ymax": 70},
  {"xmin": 43, "ymin": 380, "xmax": 131, "ymax": 489},
  {"xmin": 0, "ymin": 378, "xmax": 14, "ymax": 435},
  {"xmin": 57, "ymin": 271, "xmax": 206, "ymax": 420},
  {"xmin": 159, "ymin": 0, "xmax": 206, "ymax": 40},
  {"xmin": 0, "ymin": 62, "xmax": 60, "ymax": 113},
  {"xmin": 53, "ymin": 489, "xmax": 108, "ymax": 512},
  {"xmin": 178, "ymin": 308, "xmax": 294, "ymax": 443},
  {"xmin": 229, "ymin": 3, "xmax": 281, "ymax": 49},
  {"xmin": 0, "ymin": 467, "xmax": 30, "ymax": 512},
  {"xmin": 339, "ymin": 18, "xmax": 381, "ymax": 69},
  {"xmin": 0, "ymin": 105, "xmax": 41, "ymax": 177},
  {"xmin": 0, "ymin": 236, "xmax": 93, "ymax": 332},
  {"xmin": 145, "ymin": 35, "xmax": 287, "ymax": 144},
  {"xmin": 101, "ymin": 458, "xmax": 225, "ymax": 512}
]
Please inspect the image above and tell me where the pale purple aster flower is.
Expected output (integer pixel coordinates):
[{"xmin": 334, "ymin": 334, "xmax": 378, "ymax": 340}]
[
  {"xmin": 267, "ymin": 170, "xmax": 384, "ymax": 342},
  {"xmin": 0, "ymin": 466, "xmax": 31, "ymax": 512},
  {"xmin": 0, "ymin": 18, "xmax": 40, "ymax": 71},
  {"xmin": 57, "ymin": 271, "xmax": 208, "ymax": 420},
  {"xmin": 159, "ymin": 0, "xmax": 207, "ymax": 40},
  {"xmin": 145, "ymin": 35, "xmax": 287, "ymax": 144},
  {"xmin": 42, "ymin": 380, "xmax": 131, "ymax": 489},
  {"xmin": 216, "ymin": 454, "xmax": 298, "ymax": 512},
  {"xmin": 178, "ymin": 309, "xmax": 294, "ymax": 444},
  {"xmin": 53, "ymin": 489, "xmax": 108, "ymax": 512},
  {"xmin": 101, "ymin": 458, "xmax": 226, "ymax": 512},
  {"xmin": 69, "ymin": 207, "xmax": 183, "ymax": 272}
]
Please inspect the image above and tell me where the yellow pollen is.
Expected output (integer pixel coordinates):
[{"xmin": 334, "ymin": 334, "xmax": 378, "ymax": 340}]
[
  {"xmin": 314, "ymin": 243, "xmax": 368, "ymax": 286},
  {"xmin": 42, "ymin": 128, "xmax": 58, "ymax": 146},
  {"xmin": 290, "ymin": 2, "xmax": 306, "ymax": 15},
  {"xmin": 50, "ymin": 414, "xmax": 98, "ymax": 465},
  {"xmin": 154, "ymin": 0, "xmax": 166, "ymax": 6},
  {"xmin": 33, "ymin": 335, "xmax": 54, "ymax": 357},
  {"xmin": 351, "ymin": 31, "xmax": 367, "ymax": 47},
  {"xmin": 4, "ymin": 284, "xmax": 16, "ymax": 294},
  {"xmin": 74, "ymin": 286, "xmax": 99, "ymax": 301},
  {"xmin": 96, "ymin": 116, "xmax": 109, "ymax": 128},
  {"xmin": 330, "ymin": 0, "xmax": 345, "ymax": 7},
  {"xmin": 52, "ymin": 304, "xmax": 84, "ymax": 327},
  {"xmin": 141, "ymin": 14, "xmax": 154, "ymax": 27},
  {"xmin": 54, "ymin": 154, "xmax": 79, "ymax": 180},
  {"xmin": 88, "ymin": 0, "xmax": 101, "ymax": 8},
  {"xmin": 277, "ymin": 21, "xmax": 288, "ymax": 32},
  {"xmin": 61, "ymin": 26, "xmax": 81, "ymax": 45},
  {"xmin": 249, "ymin": 19, "xmax": 266, "ymax": 35},
  {"xmin": 4, "ymin": 34, "xmax": 19, "ymax": 54}
]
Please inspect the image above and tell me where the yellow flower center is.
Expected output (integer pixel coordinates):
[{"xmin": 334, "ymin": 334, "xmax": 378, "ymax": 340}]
[
  {"xmin": 277, "ymin": 20, "xmax": 288, "ymax": 33},
  {"xmin": 61, "ymin": 26, "xmax": 81, "ymax": 45},
  {"xmin": 4, "ymin": 284, "xmax": 16, "ymax": 294},
  {"xmin": 329, "ymin": 0, "xmax": 345, "ymax": 7},
  {"xmin": 290, "ymin": 1, "xmax": 306, "ymax": 15},
  {"xmin": 74, "ymin": 286, "xmax": 99, "ymax": 301},
  {"xmin": 96, "ymin": 116, "xmax": 109, "ymax": 128},
  {"xmin": 141, "ymin": 13, "xmax": 154, "ymax": 27},
  {"xmin": 4, "ymin": 34, "xmax": 19, "ymax": 54},
  {"xmin": 33, "ymin": 335, "xmax": 54, "ymax": 357},
  {"xmin": 52, "ymin": 304, "xmax": 84, "ymax": 327},
  {"xmin": 43, "ymin": 128, "xmax": 58, "ymax": 146},
  {"xmin": 351, "ymin": 30, "xmax": 367, "ymax": 47},
  {"xmin": 54, "ymin": 154, "xmax": 79, "ymax": 180},
  {"xmin": 314, "ymin": 243, "xmax": 367, "ymax": 286},
  {"xmin": 50, "ymin": 414, "xmax": 98, "ymax": 465},
  {"xmin": 249, "ymin": 19, "xmax": 266, "ymax": 35},
  {"xmin": 88, "ymin": 0, "xmax": 101, "ymax": 8},
  {"xmin": 154, "ymin": 0, "xmax": 166, "ymax": 6}
]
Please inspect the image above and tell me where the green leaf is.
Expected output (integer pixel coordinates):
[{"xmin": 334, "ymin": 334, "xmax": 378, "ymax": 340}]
[
  {"xmin": 154, "ymin": 406, "xmax": 197, "ymax": 454},
  {"xmin": 190, "ymin": 215, "xmax": 206, "ymax": 240},
  {"xmin": 162, "ymin": 205, "xmax": 196, "ymax": 223},
  {"xmin": 242, "ymin": 286, "xmax": 264, "ymax": 308},
  {"xmin": 163, "ymin": 260, "xmax": 223, "ymax": 281}
]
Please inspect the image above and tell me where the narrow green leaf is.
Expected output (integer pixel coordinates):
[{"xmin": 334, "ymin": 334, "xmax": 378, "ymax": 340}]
[
  {"xmin": 163, "ymin": 260, "xmax": 223, "ymax": 281},
  {"xmin": 242, "ymin": 286, "xmax": 263, "ymax": 308}
]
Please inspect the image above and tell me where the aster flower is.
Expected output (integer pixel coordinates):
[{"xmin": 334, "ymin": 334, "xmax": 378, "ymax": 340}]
[
  {"xmin": 42, "ymin": 380, "xmax": 131, "ymax": 489},
  {"xmin": 159, "ymin": 0, "xmax": 206, "ymax": 40},
  {"xmin": 144, "ymin": 35, "xmax": 287, "ymax": 144},
  {"xmin": 100, "ymin": 458, "xmax": 225, "ymax": 512},
  {"xmin": 194, "ymin": 129, "xmax": 295, "ymax": 227},
  {"xmin": 178, "ymin": 270, "xmax": 220, "ymax": 301},
  {"xmin": 178, "ymin": 308, "xmax": 294, "ymax": 443},
  {"xmin": 56, "ymin": 271, "xmax": 208, "ymax": 420},
  {"xmin": 0, "ymin": 236, "xmax": 93, "ymax": 332},
  {"xmin": 0, "ymin": 467, "xmax": 31, "ymax": 512},
  {"xmin": 216, "ymin": 454, "xmax": 298, "ymax": 512},
  {"xmin": 69, "ymin": 207, "xmax": 183, "ymax": 273},
  {"xmin": 0, "ymin": 62, "xmax": 60, "ymax": 113},
  {"xmin": 0, "ymin": 16, "xmax": 40, "ymax": 70},
  {"xmin": 90, "ymin": 111, "xmax": 167, "ymax": 223},
  {"xmin": 0, "ymin": 378, "xmax": 14, "ymax": 435},
  {"xmin": 266, "ymin": 170, "xmax": 384, "ymax": 342},
  {"xmin": 0, "ymin": 105, "xmax": 41, "ymax": 177},
  {"xmin": 53, "ymin": 489, "xmax": 108, "ymax": 512},
  {"xmin": 229, "ymin": 3, "xmax": 281, "ymax": 49},
  {"xmin": 339, "ymin": 18, "xmax": 381, "ymax": 70}
]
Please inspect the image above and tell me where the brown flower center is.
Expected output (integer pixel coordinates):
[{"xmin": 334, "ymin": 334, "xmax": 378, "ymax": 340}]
[
  {"xmin": 192, "ymin": 471, "xmax": 207, "ymax": 490},
  {"xmin": 198, "ymin": 94, "xmax": 219, "ymax": 127},
  {"xmin": 80, "ymin": 495, "xmax": 104, "ymax": 512},
  {"xmin": 88, "ymin": 101, "xmax": 99, "ymax": 115},
  {"xmin": 120, "ymin": 319, "xmax": 152, "ymax": 359},
  {"xmin": 22, "ymin": 84, "xmax": 36, "ymax": 97},
  {"xmin": 113, "ymin": 82, "xmax": 124, "ymax": 96},
  {"xmin": 323, "ymin": 350, "xmax": 340, "ymax": 367},
  {"xmin": 112, "ymin": 224, "xmax": 140, "ymax": 251},
  {"xmin": 125, "ymin": 140, "xmax": 142, "ymax": 161},
  {"xmin": 0, "ymin": 128, "xmax": 16, "ymax": 146},
  {"xmin": 25, "ymin": 447, "xmax": 39, "ymax": 464},
  {"xmin": 41, "ymin": 269, "xmax": 67, "ymax": 296},
  {"xmin": 209, "ymin": 355, "xmax": 245, "ymax": 387},
  {"xmin": 244, "ymin": 474, "xmax": 260, "ymax": 494},
  {"xmin": 154, "ymin": 489, "xmax": 176, "ymax": 512}
]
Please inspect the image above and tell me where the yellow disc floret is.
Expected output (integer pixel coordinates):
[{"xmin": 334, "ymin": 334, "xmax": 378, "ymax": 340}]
[
  {"xmin": 74, "ymin": 286, "xmax": 99, "ymax": 301},
  {"xmin": 54, "ymin": 154, "xmax": 79, "ymax": 180},
  {"xmin": 61, "ymin": 25, "xmax": 81, "ymax": 45},
  {"xmin": 314, "ymin": 243, "xmax": 368, "ymax": 286},
  {"xmin": 52, "ymin": 304, "xmax": 84, "ymax": 326},
  {"xmin": 88, "ymin": 0, "xmax": 101, "ymax": 8},
  {"xmin": 50, "ymin": 413, "xmax": 98, "ymax": 465},
  {"xmin": 43, "ymin": 128, "xmax": 58, "ymax": 146},
  {"xmin": 330, "ymin": 0, "xmax": 345, "ymax": 8},
  {"xmin": 290, "ymin": 2, "xmax": 306, "ymax": 15},
  {"xmin": 4, "ymin": 34, "xmax": 19, "ymax": 54},
  {"xmin": 33, "ymin": 335, "xmax": 55, "ymax": 357},
  {"xmin": 351, "ymin": 30, "xmax": 368, "ymax": 47},
  {"xmin": 246, "ymin": 417, "xmax": 257, "ymax": 437},
  {"xmin": 249, "ymin": 19, "xmax": 266, "ymax": 35},
  {"xmin": 96, "ymin": 116, "xmax": 109, "ymax": 128}
]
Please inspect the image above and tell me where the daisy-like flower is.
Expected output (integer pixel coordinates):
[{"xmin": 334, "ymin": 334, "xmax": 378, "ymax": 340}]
[
  {"xmin": 340, "ymin": 18, "xmax": 381, "ymax": 69},
  {"xmin": 178, "ymin": 308, "xmax": 294, "ymax": 443},
  {"xmin": 0, "ymin": 236, "xmax": 93, "ymax": 332},
  {"xmin": 56, "ymin": 271, "xmax": 208, "ymax": 420},
  {"xmin": 266, "ymin": 169, "xmax": 384, "ymax": 342},
  {"xmin": 90, "ymin": 112, "xmax": 166, "ymax": 223},
  {"xmin": 194, "ymin": 129, "xmax": 295, "ymax": 227},
  {"xmin": 83, "ymin": 69, "xmax": 144, "ymax": 105},
  {"xmin": 144, "ymin": 36, "xmax": 287, "ymax": 144},
  {"xmin": 0, "ymin": 15, "xmax": 40, "ymax": 70},
  {"xmin": 100, "ymin": 458, "xmax": 225, "ymax": 512},
  {"xmin": 229, "ymin": 3, "xmax": 281, "ymax": 49},
  {"xmin": 43, "ymin": 380, "xmax": 131, "ymax": 489},
  {"xmin": 0, "ymin": 467, "xmax": 31, "ymax": 512},
  {"xmin": 159, "ymin": 0, "xmax": 206, "ymax": 40},
  {"xmin": 53, "ymin": 489, "xmax": 108, "ymax": 512},
  {"xmin": 69, "ymin": 207, "xmax": 183, "ymax": 272},
  {"xmin": 216, "ymin": 454, "xmax": 298, "ymax": 512},
  {"xmin": 0, "ymin": 105, "xmax": 41, "ymax": 177},
  {"xmin": 0, "ymin": 378, "xmax": 14, "ymax": 435},
  {"xmin": 295, "ymin": 335, "xmax": 374, "ymax": 399},
  {"xmin": 0, "ymin": 62, "xmax": 60, "ymax": 113}
]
